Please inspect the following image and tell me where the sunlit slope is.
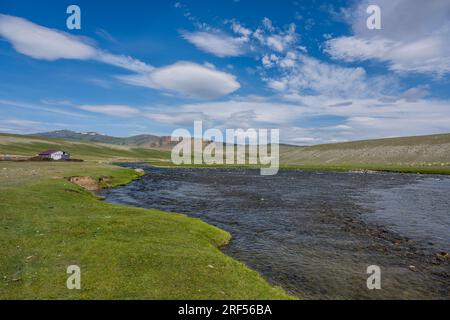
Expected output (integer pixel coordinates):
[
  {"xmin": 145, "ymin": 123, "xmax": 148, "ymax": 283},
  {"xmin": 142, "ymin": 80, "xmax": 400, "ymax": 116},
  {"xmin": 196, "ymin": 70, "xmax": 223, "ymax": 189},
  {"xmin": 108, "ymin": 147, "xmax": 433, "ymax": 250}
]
[
  {"xmin": 3, "ymin": 132, "xmax": 450, "ymax": 166},
  {"xmin": 280, "ymin": 133, "xmax": 450, "ymax": 165},
  {"xmin": 0, "ymin": 133, "xmax": 171, "ymax": 161}
]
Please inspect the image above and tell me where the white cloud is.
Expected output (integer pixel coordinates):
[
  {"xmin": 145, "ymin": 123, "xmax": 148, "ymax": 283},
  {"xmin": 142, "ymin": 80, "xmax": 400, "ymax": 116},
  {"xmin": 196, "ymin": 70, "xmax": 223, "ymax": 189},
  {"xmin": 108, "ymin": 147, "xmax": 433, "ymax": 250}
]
[
  {"xmin": 224, "ymin": 18, "xmax": 381, "ymax": 100},
  {"xmin": 325, "ymin": 36, "xmax": 392, "ymax": 62},
  {"xmin": 378, "ymin": 85, "xmax": 430, "ymax": 103},
  {"xmin": 0, "ymin": 14, "xmax": 96, "ymax": 60},
  {"xmin": 0, "ymin": 119, "xmax": 43, "ymax": 134},
  {"xmin": 181, "ymin": 31, "xmax": 246, "ymax": 57},
  {"xmin": 0, "ymin": 99, "xmax": 88, "ymax": 118},
  {"xmin": 0, "ymin": 118, "xmax": 67, "ymax": 134},
  {"xmin": 400, "ymin": 86, "xmax": 429, "ymax": 102},
  {"xmin": 118, "ymin": 61, "xmax": 240, "ymax": 99},
  {"xmin": 78, "ymin": 105, "xmax": 141, "ymax": 117},
  {"xmin": 95, "ymin": 28, "xmax": 118, "ymax": 43},
  {"xmin": 266, "ymin": 35, "xmax": 286, "ymax": 52},
  {"xmin": 0, "ymin": 14, "xmax": 153, "ymax": 71},
  {"xmin": 96, "ymin": 51, "xmax": 154, "ymax": 73},
  {"xmin": 66, "ymin": 96, "xmax": 306, "ymax": 129},
  {"xmin": 143, "ymin": 97, "xmax": 307, "ymax": 128},
  {"xmin": 293, "ymin": 57, "xmax": 368, "ymax": 96},
  {"xmin": 10, "ymin": 93, "xmax": 447, "ymax": 145},
  {"xmin": 264, "ymin": 56, "xmax": 388, "ymax": 99},
  {"xmin": 261, "ymin": 55, "xmax": 271, "ymax": 67},
  {"xmin": 262, "ymin": 17, "xmax": 275, "ymax": 32},
  {"xmin": 0, "ymin": 14, "xmax": 239, "ymax": 99},
  {"xmin": 280, "ymin": 97, "xmax": 450, "ymax": 144},
  {"xmin": 252, "ymin": 20, "xmax": 297, "ymax": 53},
  {"xmin": 113, "ymin": 94, "xmax": 450, "ymax": 144},
  {"xmin": 267, "ymin": 79, "xmax": 288, "ymax": 92},
  {"xmin": 279, "ymin": 51, "xmax": 297, "ymax": 68},
  {"xmin": 325, "ymin": 0, "xmax": 450, "ymax": 76},
  {"xmin": 182, "ymin": 17, "xmax": 299, "ymax": 59},
  {"xmin": 261, "ymin": 53, "xmax": 280, "ymax": 68},
  {"xmin": 230, "ymin": 21, "xmax": 252, "ymax": 38},
  {"xmin": 145, "ymin": 112, "xmax": 208, "ymax": 125}
]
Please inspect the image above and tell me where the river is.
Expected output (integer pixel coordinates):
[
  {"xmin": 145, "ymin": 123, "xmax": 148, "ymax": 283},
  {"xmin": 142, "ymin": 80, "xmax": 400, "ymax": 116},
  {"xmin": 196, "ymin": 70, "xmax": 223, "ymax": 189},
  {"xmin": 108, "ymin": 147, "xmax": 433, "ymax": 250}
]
[{"xmin": 99, "ymin": 165, "xmax": 450, "ymax": 299}]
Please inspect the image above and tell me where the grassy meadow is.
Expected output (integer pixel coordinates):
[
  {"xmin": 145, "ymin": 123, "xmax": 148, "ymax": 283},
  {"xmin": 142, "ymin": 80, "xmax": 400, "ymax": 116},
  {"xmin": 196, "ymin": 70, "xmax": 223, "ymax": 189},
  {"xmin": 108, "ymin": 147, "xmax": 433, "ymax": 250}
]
[
  {"xmin": 0, "ymin": 133, "xmax": 171, "ymax": 161},
  {"xmin": 0, "ymin": 162, "xmax": 292, "ymax": 299},
  {"xmin": 2, "ymin": 132, "xmax": 450, "ymax": 174},
  {"xmin": 1, "ymin": 131, "xmax": 450, "ymax": 299}
]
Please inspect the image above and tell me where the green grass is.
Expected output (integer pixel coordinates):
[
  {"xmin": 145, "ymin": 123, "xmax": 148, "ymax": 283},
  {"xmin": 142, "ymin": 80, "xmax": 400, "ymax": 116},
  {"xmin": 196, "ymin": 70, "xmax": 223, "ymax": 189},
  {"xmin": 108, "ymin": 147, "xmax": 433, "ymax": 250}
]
[
  {"xmin": 146, "ymin": 160, "xmax": 450, "ymax": 175},
  {"xmin": 279, "ymin": 163, "xmax": 450, "ymax": 175},
  {"xmin": 1, "ymin": 131, "xmax": 448, "ymax": 299},
  {"xmin": 302, "ymin": 133, "xmax": 450, "ymax": 149},
  {"xmin": 0, "ymin": 133, "xmax": 171, "ymax": 161},
  {"xmin": 2, "ymin": 132, "xmax": 450, "ymax": 175},
  {"xmin": 0, "ymin": 162, "xmax": 292, "ymax": 299}
]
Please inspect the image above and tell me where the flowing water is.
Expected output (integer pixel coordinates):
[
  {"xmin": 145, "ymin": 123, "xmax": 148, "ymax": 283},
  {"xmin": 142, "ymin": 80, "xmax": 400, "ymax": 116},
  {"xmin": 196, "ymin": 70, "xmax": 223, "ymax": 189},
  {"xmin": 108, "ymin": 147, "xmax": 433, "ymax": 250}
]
[{"xmin": 99, "ymin": 165, "xmax": 450, "ymax": 299}]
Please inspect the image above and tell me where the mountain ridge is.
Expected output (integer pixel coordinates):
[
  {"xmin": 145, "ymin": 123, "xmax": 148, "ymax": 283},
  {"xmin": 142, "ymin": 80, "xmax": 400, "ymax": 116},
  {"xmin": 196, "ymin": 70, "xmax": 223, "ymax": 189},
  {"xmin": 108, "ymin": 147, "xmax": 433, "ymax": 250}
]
[{"xmin": 32, "ymin": 130, "xmax": 175, "ymax": 149}]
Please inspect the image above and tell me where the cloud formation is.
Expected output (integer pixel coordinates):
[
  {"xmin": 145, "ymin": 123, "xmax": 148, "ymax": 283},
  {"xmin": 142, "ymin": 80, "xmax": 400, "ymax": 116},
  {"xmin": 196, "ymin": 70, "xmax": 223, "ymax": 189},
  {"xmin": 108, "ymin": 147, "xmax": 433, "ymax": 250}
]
[
  {"xmin": 263, "ymin": 56, "xmax": 392, "ymax": 99},
  {"xmin": 75, "ymin": 95, "xmax": 450, "ymax": 144},
  {"xmin": 181, "ymin": 17, "xmax": 298, "ymax": 59},
  {"xmin": 118, "ymin": 61, "xmax": 240, "ymax": 99},
  {"xmin": 2, "ymin": 5, "xmax": 450, "ymax": 144},
  {"xmin": 0, "ymin": 14, "xmax": 240, "ymax": 99},
  {"xmin": 78, "ymin": 105, "xmax": 141, "ymax": 117},
  {"xmin": 181, "ymin": 31, "xmax": 246, "ymax": 57},
  {"xmin": 0, "ymin": 14, "xmax": 96, "ymax": 60},
  {"xmin": 325, "ymin": 0, "xmax": 450, "ymax": 76}
]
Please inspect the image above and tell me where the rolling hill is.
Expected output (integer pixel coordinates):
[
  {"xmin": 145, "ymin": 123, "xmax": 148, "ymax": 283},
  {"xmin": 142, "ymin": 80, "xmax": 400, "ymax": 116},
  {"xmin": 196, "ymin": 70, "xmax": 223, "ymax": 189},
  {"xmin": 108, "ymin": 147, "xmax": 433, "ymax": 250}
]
[
  {"xmin": 0, "ymin": 133, "xmax": 171, "ymax": 161},
  {"xmin": 2, "ymin": 131, "xmax": 450, "ymax": 169},
  {"xmin": 280, "ymin": 133, "xmax": 450, "ymax": 166},
  {"xmin": 32, "ymin": 130, "xmax": 175, "ymax": 149}
]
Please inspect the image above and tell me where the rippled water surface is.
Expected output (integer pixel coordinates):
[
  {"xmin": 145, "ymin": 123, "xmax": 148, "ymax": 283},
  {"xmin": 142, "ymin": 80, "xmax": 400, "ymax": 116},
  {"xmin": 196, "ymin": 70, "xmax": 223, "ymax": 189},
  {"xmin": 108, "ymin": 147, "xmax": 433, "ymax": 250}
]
[{"xmin": 100, "ymin": 165, "xmax": 450, "ymax": 299}]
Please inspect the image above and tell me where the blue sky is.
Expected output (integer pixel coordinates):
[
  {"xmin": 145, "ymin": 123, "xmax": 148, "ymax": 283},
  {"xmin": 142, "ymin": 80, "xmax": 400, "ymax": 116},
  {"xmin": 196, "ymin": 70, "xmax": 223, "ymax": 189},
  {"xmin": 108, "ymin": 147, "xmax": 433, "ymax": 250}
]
[{"xmin": 0, "ymin": 0, "xmax": 449, "ymax": 144}]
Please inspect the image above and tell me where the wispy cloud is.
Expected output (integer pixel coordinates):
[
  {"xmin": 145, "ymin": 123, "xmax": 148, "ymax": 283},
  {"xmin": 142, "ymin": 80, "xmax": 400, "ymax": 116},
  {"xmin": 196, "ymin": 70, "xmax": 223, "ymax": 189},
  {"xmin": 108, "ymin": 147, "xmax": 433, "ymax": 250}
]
[
  {"xmin": 181, "ymin": 31, "xmax": 246, "ymax": 57},
  {"xmin": 95, "ymin": 51, "xmax": 154, "ymax": 73},
  {"xmin": 17, "ymin": 92, "xmax": 450, "ymax": 145},
  {"xmin": 0, "ymin": 99, "xmax": 88, "ymax": 118},
  {"xmin": 95, "ymin": 28, "xmax": 118, "ymax": 43},
  {"xmin": 78, "ymin": 105, "xmax": 141, "ymax": 117},
  {"xmin": 0, "ymin": 118, "xmax": 67, "ymax": 134},
  {"xmin": 263, "ymin": 55, "xmax": 394, "ymax": 99},
  {"xmin": 180, "ymin": 16, "xmax": 298, "ymax": 59}
]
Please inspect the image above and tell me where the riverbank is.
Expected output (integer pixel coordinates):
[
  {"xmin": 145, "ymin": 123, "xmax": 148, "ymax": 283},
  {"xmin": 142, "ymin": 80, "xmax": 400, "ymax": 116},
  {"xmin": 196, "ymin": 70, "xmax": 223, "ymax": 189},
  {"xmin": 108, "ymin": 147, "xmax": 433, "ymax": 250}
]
[
  {"xmin": 145, "ymin": 160, "xmax": 450, "ymax": 175},
  {"xmin": 0, "ymin": 162, "xmax": 292, "ymax": 299},
  {"xmin": 101, "ymin": 166, "xmax": 450, "ymax": 299},
  {"xmin": 3, "ymin": 132, "xmax": 450, "ymax": 176}
]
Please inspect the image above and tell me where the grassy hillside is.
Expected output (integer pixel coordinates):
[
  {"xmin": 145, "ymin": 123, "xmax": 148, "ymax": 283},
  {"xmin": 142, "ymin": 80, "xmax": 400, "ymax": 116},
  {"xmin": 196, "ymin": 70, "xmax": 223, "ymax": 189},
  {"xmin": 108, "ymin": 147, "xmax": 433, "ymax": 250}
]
[
  {"xmin": 33, "ymin": 130, "xmax": 139, "ymax": 145},
  {"xmin": 0, "ymin": 133, "xmax": 171, "ymax": 161},
  {"xmin": 32, "ymin": 130, "xmax": 175, "ymax": 150},
  {"xmin": 3, "ymin": 131, "xmax": 450, "ymax": 173},
  {"xmin": 280, "ymin": 133, "xmax": 450, "ymax": 166},
  {"xmin": 0, "ymin": 162, "xmax": 292, "ymax": 299}
]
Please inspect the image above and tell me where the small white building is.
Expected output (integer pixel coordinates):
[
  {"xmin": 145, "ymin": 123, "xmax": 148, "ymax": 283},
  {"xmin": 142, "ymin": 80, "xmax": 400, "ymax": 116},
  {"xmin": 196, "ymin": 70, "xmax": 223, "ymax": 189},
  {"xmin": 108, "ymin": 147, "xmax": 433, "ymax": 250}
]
[{"xmin": 38, "ymin": 149, "xmax": 71, "ymax": 160}]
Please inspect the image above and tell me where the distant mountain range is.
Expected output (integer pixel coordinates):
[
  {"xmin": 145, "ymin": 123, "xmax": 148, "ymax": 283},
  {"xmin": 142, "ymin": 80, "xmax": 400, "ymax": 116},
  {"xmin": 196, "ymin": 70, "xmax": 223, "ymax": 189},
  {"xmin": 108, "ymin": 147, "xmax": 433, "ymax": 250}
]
[{"xmin": 33, "ymin": 130, "xmax": 176, "ymax": 149}]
